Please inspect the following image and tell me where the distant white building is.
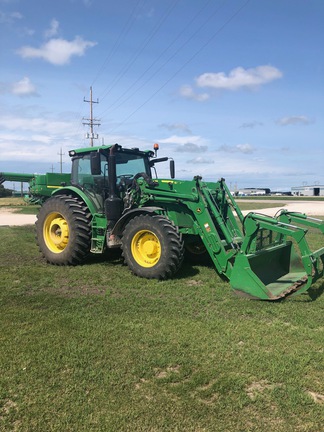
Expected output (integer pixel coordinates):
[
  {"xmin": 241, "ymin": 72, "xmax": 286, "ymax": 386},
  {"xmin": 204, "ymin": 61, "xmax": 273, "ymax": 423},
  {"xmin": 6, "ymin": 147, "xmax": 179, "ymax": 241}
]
[
  {"xmin": 291, "ymin": 185, "xmax": 324, "ymax": 197},
  {"xmin": 236, "ymin": 187, "xmax": 270, "ymax": 196}
]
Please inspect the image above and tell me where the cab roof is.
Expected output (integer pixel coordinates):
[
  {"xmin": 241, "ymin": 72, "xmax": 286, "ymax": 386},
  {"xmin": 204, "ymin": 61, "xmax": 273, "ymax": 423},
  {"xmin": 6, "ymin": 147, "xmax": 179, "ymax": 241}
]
[{"xmin": 69, "ymin": 144, "xmax": 153, "ymax": 158}]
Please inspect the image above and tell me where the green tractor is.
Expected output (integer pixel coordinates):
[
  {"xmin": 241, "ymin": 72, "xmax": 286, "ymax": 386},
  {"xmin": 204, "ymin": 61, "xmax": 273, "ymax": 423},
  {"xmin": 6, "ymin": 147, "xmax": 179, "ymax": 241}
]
[{"xmin": 25, "ymin": 143, "xmax": 324, "ymax": 300}]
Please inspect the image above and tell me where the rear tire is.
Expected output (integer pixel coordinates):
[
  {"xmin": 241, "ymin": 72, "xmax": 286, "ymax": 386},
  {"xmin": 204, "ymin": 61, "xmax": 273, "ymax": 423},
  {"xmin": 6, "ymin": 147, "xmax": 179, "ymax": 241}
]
[
  {"xmin": 36, "ymin": 195, "xmax": 92, "ymax": 265},
  {"xmin": 185, "ymin": 238, "xmax": 212, "ymax": 265},
  {"xmin": 122, "ymin": 214, "xmax": 184, "ymax": 279}
]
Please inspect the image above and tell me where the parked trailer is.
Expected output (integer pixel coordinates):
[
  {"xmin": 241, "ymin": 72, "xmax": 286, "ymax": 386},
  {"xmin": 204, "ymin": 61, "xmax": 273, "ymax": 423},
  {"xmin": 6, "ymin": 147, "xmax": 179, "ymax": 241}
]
[{"xmin": 0, "ymin": 172, "xmax": 71, "ymax": 203}]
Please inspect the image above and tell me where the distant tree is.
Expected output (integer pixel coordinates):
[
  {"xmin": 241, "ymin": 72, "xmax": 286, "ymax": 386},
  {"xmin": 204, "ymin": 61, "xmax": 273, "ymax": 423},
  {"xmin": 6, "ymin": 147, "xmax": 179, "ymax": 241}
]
[{"xmin": 0, "ymin": 184, "xmax": 13, "ymax": 197}]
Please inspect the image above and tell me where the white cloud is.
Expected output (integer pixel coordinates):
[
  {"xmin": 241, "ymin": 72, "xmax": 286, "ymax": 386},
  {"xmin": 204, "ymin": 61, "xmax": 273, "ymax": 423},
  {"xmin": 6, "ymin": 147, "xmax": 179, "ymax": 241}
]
[
  {"xmin": 159, "ymin": 123, "xmax": 192, "ymax": 134},
  {"xmin": 17, "ymin": 36, "xmax": 97, "ymax": 65},
  {"xmin": 218, "ymin": 143, "xmax": 255, "ymax": 154},
  {"xmin": 0, "ymin": 114, "xmax": 73, "ymax": 135},
  {"xmin": 136, "ymin": 5, "xmax": 155, "ymax": 19},
  {"xmin": 0, "ymin": 115, "xmax": 81, "ymax": 164},
  {"xmin": 239, "ymin": 121, "xmax": 263, "ymax": 129},
  {"xmin": 11, "ymin": 77, "xmax": 38, "ymax": 97},
  {"xmin": 187, "ymin": 156, "xmax": 214, "ymax": 164},
  {"xmin": 236, "ymin": 143, "xmax": 255, "ymax": 154},
  {"xmin": 0, "ymin": 140, "xmax": 64, "ymax": 163},
  {"xmin": 44, "ymin": 19, "xmax": 59, "ymax": 38},
  {"xmin": 178, "ymin": 85, "xmax": 210, "ymax": 102},
  {"xmin": 31, "ymin": 134, "xmax": 52, "ymax": 144},
  {"xmin": 0, "ymin": 115, "xmax": 156, "ymax": 165},
  {"xmin": 159, "ymin": 134, "xmax": 206, "ymax": 146},
  {"xmin": 276, "ymin": 116, "xmax": 313, "ymax": 126},
  {"xmin": 0, "ymin": 10, "xmax": 23, "ymax": 24},
  {"xmin": 196, "ymin": 65, "xmax": 282, "ymax": 91},
  {"xmin": 23, "ymin": 27, "xmax": 35, "ymax": 37},
  {"xmin": 175, "ymin": 143, "xmax": 208, "ymax": 153},
  {"xmin": 280, "ymin": 146, "xmax": 290, "ymax": 152}
]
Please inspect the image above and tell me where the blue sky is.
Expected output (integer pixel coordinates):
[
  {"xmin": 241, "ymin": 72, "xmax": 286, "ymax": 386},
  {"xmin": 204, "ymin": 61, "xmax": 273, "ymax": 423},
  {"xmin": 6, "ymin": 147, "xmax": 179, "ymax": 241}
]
[{"xmin": 0, "ymin": 0, "xmax": 323, "ymax": 191}]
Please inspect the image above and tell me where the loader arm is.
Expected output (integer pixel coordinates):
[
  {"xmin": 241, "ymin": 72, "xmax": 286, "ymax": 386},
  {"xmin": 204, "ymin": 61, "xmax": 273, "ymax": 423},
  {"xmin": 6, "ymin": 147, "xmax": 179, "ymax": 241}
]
[
  {"xmin": 137, "ymin": 176, "xmax": 324, "ymax": 300},
  {"xmin": 136, "ymin": 176, "xmax": 244, "ymax": 280},
  {"xmin": 278, "ymin": 210, "xmax": 324, "ymax": 233}
]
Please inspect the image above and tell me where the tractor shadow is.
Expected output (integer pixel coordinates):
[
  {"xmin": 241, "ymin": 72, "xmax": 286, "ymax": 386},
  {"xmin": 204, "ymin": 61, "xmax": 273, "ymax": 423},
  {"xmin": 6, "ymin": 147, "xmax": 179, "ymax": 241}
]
[
  {"xmin": 174, "ymin": 262, "xmax": 201, "ymax": 279},
  {"xmin": 86, "ymin": 249, "xmax": 123, "ymax": 265},
  {"xmin": 307, "ymin": 282, "xmax": 324, "ymax": 301},
  {"xmin": 84, "ymin": 254, "xmax": 324, "ymax": 300},
  {"xmin": 86, "ymin": 251, "xmax": 207, "ymax": 280}
]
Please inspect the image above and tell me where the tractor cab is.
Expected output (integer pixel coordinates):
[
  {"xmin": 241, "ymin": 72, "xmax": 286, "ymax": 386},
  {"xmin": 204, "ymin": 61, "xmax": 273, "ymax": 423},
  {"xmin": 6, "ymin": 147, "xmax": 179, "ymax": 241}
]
[
  {"xmin": 69, "ymin": 144, "xmax": 174, "ymax": 209},
  {"xmin": 70, "ymin": 145, "xmax": 152, "ymax": 195},
  {"xmin": 69, "ymin": 144, "xmax": 174, "ymax": 231}
]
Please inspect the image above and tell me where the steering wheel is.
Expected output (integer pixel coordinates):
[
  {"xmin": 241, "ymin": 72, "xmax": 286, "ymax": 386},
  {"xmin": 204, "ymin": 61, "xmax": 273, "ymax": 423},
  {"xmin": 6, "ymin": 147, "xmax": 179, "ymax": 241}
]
[
  {"xmin": 117, "ymin": 174, "xmax": 133, "ymax": 180},
  {"xmin": 117, "ymin": 174, "xmax": 134, "ymax": 189}
]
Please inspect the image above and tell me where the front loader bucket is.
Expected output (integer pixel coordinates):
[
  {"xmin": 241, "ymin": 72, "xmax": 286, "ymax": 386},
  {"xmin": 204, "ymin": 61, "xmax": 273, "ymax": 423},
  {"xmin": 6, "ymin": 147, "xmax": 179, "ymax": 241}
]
[
  {"xmin": 229, "ymin": 212, "xmax": 324, "ymax": 300},
  {"xmin": 230, "ymin": 242, "xmax": 311, "ymax": 300}
]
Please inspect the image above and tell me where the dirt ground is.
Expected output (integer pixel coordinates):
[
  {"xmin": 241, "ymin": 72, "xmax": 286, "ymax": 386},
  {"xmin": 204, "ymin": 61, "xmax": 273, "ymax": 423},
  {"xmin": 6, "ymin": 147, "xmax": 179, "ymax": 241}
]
[
  {"xmin": 0, "ymin": 200, "xmax": 324, "ymax": 226},
  {"xmin": 0, "ymin": 207, "xmax": 37, "ymax": 226},
  {"xmin": 239, "ymin": 200, "xmax": 324, "ymax": 217}
]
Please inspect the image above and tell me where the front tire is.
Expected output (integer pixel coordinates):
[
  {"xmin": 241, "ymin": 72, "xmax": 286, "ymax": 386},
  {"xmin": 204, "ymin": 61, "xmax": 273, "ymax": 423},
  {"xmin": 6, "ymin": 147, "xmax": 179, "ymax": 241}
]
[
  {"xmin": 36, "ymin": 195, "xmax": 92, "ymax": 265},
  {"xmin": 122, "ymin": 214, "xmax": 184, "ymax": 279}
]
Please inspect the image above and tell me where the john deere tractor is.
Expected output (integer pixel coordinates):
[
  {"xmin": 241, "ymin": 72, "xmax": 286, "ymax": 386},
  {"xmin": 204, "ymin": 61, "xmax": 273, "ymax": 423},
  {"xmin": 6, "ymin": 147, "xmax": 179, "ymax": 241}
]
[{"xmin": 12, "ymin": 143, "xmax": 324, "ymax": 300}]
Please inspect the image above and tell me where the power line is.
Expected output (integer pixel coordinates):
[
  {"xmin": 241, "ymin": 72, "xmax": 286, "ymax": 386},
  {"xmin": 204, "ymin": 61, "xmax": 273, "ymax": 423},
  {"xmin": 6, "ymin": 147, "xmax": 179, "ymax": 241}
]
[
  {"xmin": 98, "ymin": 0, "xmax": 214, "ymax": 118},
  {"xmin": 72, "ymin": 0, "xmax": 209, "ymax": 139},
  {"xmin": 98, "ymin": 0, "xmax": 180, "ymax": 103},
  {"xmin": 69, "ymin": 0, "xmax": 143, "ymax": 139},
  {"xmin": 91, "ymin": 0, "xmax": 143, "ymax": 88},
  {"xmin": 107, "ymin": 0, "xmax": 251, "ymax": 134}
]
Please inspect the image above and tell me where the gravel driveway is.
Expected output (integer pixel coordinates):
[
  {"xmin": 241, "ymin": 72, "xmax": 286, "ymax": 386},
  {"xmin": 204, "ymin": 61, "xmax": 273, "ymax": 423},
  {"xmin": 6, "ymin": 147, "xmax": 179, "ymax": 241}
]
[
  {"xmin": 239, "ymin": 200, "xmax": 324, "ymax": 217},
  {"xmin": 1, "ymin": 200, "xmax": 324, "ymax": 226},
  {"xmin": 0, "ymin": 208, "xmax": 37, "ymax": 226}
]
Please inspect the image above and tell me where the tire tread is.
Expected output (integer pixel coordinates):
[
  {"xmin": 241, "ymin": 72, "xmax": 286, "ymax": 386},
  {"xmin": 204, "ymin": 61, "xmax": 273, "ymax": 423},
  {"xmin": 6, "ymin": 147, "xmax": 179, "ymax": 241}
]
[
  {"xmin": 36, "ymin": 194, "xmax": 92, "ymax": 265},
  {"xmin": 122, "ymin": 214, "xmax": 184, "ymax": 280}
]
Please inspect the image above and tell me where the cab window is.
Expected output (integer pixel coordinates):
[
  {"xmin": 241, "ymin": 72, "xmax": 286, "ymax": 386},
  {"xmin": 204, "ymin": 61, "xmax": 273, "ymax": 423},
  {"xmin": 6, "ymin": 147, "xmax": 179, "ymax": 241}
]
[
  {"xmin": 115, "ymin": 153, "xmax": 149, "ymax": 179},
  {"xmin": 71, "ymin": 154, "xmax": 108, "ymax": 193}
]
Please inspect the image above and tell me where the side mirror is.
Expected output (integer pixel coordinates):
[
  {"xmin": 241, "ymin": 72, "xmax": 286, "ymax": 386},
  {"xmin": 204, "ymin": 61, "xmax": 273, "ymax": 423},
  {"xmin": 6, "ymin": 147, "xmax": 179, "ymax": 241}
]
[
  {"xmin": 170, "ymin": 159, "xmax": 175, "ymax": 179},
  {"xmin": 90, "ymin": 152, "xmax": 101, "ymax": 175}
]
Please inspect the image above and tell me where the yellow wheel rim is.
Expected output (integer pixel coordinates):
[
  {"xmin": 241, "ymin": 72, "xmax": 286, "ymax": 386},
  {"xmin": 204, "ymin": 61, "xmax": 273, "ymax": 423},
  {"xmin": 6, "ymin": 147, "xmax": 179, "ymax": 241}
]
[
  {"xmin": 43, "ymin": 212, "xmax": 69, "ymax": 253},
  {"xmin": 131, "ymin": 230, "xmax": 161, "ymax": 268}
]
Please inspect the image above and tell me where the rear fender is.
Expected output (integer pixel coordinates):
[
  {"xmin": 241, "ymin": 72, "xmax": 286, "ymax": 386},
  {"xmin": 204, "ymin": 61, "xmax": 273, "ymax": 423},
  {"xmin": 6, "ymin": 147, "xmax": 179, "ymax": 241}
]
[
  {"xmin": 112, "ymin": 207, "xmax": 163, "ymax": 236},
  {"xmin": 52, "ymin": 186, "xmax": 97, "ymax": 215}
]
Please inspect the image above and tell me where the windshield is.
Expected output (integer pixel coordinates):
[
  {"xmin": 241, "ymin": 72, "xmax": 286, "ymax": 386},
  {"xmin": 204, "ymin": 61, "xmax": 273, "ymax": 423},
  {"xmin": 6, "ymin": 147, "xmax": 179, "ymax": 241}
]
[{"xmin": 115, "ymin": 152, "xmax": 149, "ymax": 179}]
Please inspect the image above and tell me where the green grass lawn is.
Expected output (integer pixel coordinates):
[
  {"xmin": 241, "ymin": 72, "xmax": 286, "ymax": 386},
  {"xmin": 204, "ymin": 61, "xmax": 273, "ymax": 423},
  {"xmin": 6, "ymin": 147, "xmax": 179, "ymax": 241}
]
[
  {"xmin": 0, "ymin": 225, "xmax": 323, "ymax": 431},
  {"xmin": 236, "ymin": 201, "xmax": 284, "ymax": 212},
  {"xmin": 0, "ymin": 197, "xmax": 27, "ymax": 206}
]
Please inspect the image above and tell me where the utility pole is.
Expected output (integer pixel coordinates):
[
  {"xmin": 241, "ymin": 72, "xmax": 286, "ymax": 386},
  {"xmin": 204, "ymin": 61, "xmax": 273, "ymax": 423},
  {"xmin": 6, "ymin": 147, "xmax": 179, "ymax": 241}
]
[
  {"xmin": 83, "ymin": 86, "xmax": 100, "ymax": 147},
  {"xmin": 58, "ymin": 148, "xmax": 65, "ymax": 173}
]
